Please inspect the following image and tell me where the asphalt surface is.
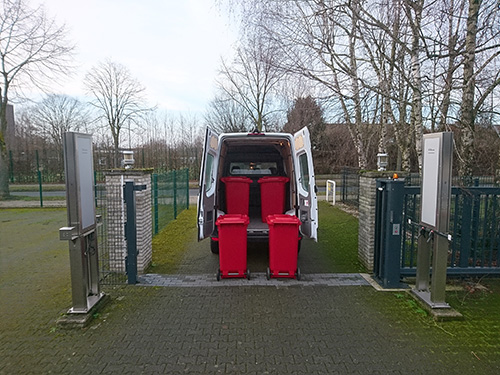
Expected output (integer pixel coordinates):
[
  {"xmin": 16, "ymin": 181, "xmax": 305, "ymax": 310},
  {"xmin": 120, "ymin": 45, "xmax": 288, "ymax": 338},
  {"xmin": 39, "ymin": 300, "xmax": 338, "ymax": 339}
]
[{"xmin": 1, "ymin": 206, "xmax": 499, "ymax": 374}]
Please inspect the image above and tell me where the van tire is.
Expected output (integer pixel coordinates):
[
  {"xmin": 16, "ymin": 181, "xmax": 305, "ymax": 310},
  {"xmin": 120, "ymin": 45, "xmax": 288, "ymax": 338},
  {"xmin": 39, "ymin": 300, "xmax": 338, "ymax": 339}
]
[{"xmin": 210, "ymin": 239, "xmax": 219, "ymax": 254}]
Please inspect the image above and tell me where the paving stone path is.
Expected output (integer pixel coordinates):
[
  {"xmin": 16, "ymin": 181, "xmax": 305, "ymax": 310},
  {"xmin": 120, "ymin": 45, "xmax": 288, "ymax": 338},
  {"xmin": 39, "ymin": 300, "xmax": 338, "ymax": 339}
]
[
  {"xmin": 139, "ymin": 273, "xmax": 370, "ymax": 287},
  {"xmin": 1, "ymin": 207, "xmax": 499, "ymax": 374}
]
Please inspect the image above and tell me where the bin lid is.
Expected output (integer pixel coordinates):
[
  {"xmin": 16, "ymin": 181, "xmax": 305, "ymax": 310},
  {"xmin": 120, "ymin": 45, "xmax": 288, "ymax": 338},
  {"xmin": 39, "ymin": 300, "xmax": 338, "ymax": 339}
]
[
  {"xmin": 221, "ymin": 176, "xmax": 252, "ymax": 184},
  {"xmin": 216, "ymin": 214, "xmax": 250, "ymax": 226},
  {"xmin": 266, "ymin": 214, "xmax": 301, "ymax": 226},
  {"xmin": 258, "ymin": 176, "xmax": 290, "ymax": 184}
]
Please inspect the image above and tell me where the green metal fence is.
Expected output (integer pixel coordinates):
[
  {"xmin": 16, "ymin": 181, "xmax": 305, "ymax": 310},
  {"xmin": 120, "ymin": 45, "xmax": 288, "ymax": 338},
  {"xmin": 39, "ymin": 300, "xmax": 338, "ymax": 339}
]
[
  {"xmin": 400, "ymin": 183, "xmax": 500, "ymax": 276},
  {"xmin": 95, "ymin": 168, "xmax": 190, "ymax": 284},
  {"xmin": 341, "ymin": 167, "xmax": 360, "ymax": 207},
  {"xmin": 151, "ymin": 168, "xmax": 190, "ymax": 235}
]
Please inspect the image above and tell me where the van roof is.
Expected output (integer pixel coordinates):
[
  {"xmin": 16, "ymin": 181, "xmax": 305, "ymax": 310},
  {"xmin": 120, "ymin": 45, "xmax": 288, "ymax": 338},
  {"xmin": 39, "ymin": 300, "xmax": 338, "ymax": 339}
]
[{"xmin": 219, "ymin": 131, "xmax": 294, "ymax": 140}]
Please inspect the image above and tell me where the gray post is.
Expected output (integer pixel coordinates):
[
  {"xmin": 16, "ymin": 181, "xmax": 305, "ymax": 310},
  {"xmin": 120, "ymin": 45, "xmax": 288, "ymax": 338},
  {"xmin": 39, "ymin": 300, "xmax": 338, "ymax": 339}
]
[
  {"xmin": 60, "ymin": 132, "xmax": 104, "ymax": 314},
  {"xmin": 413, "ymin": 132, "xmax": 453, "ymax": 309},
  {"xmin": 124, "ymin": 180, "xmax": 146, "ymax": 284},
  {"xmin": 431, "ymin": 234, "xmax": 450, "ymax": 306},
  {"xmin": 373, "ymin": 179, "xmax": 405, "ymax": 288},
  {"xmin": 415, "ymin": 228, "xmax": 431, "ymax": 291}
]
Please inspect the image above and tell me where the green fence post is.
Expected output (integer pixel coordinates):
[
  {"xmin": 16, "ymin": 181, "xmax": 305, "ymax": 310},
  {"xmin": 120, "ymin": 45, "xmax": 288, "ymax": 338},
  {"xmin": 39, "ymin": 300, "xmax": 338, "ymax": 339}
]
[
  {"xmin": 153, "ymin": 173, "xmax": 158, "ymax": 235},
  {"xmin": 186, "ymin": 168, "xmax": 189, "ymax": 210},
  {"xmin": 173, "ymin": 170, "xmax": 177, "ymax": 219},
  {"xmin": 36, "ymin": 150, "xmax": 43, "ymax": 207},
  {"xmin": 94, "ymin": 170, "xmax": 98, "ymax": 208}
]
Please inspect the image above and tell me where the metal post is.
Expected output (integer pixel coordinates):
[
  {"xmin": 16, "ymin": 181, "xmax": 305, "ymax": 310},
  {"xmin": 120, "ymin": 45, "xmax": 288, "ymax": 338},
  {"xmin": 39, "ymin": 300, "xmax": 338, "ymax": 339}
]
[
  {"xmin": 124, "ymin": 180, "xmax": 146, "ymax": 284},
  {"xmin": 153, "ymin": 174, "xmax": 158, "ymax": 235},
  {"xmin": 431, "ymin": 234, "xmax": 449, "ymax": 306},
  {"xmin": 36, "ymin": 150, "xmax": 43, "ymax": 207},
  {"xmin": 382, "ymin": 180, "xmax": 404, "ymax": 288},
  {"xmin": 186, "ymin": 168, "xmax": 190, "ymax": 210},
  {"xmin": 124, "ymin": 181, "xmax": 137, "ymax": 284},
  {"xmin": 413, "ymin": 132, "xmax": 453, "ymax": 310},
  {"xmin": 60, "ymin": 132, "xmax": 104, "ymax": 314},
  {"xmin": 374, "ymin": 179, "xmax": 405, "ymax": 288},
  {"xmin": 459, "ymin": 193, "xmax": 472, "ymax": 268},
  {"xmin": 342, "ymin": 168, "xmax": 347, "ymax": 202},
  {"xmin": 415, "ymin": 228, "xmax": 432, "ymax": 291},
  {"xmin": 173, "ymin": 170, "xmax": 177, "ymax": 219}
]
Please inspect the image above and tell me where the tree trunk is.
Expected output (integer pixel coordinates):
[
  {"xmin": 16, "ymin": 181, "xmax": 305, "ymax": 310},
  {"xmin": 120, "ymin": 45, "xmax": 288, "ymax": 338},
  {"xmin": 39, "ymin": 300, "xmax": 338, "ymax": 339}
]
[
  {"xmin": 0, "ymin": 92, "xmax": 11, "ymax": 199},
  {"xmin": 458, "ymin": 0, "xmax": 480, "ymax": 178},
  {"xmin": 407, "ymin": 0, "xmax": 424, "ymax": 171}
]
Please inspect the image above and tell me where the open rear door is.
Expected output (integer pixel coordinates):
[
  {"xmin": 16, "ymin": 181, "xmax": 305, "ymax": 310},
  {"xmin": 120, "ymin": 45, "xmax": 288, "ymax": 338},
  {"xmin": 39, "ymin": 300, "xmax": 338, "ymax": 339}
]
[
  {"xmin": 197, "ymin": 127, "xmax": 220, "ymax": 241},
  {"xmin": 293, "ymin": 127, "xmax": 318, "ymax": 241}
]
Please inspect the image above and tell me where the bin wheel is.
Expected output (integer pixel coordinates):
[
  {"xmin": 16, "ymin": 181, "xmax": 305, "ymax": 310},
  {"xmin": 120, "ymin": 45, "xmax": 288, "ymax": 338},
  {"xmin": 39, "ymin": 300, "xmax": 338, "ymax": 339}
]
[
  {"xmin": 210, "ymin": 239, "xmax": 219, "ymax": 254},
  {"xmin": 297, "ymin": 238, "xmax": 302, "ymax": 254},
  {"xmin": 296, "ymin": 268, "xmax": 301, "ymax": 281},
  {"xmin": 246, "ymin": 269, "xmax": 251, "ymax": 280},
  {"xmin": 266, "ymin": 267, "xmax": 271, "ymax": 280},
  {"xmin": 216, "ymin": 269, "xmax": 221, "ymax": 281}
]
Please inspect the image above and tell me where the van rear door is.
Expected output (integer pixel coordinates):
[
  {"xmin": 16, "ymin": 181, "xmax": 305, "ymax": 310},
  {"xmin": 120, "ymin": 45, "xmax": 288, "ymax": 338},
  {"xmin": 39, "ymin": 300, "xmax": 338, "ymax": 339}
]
[
  {"xmin": 197, "ymin": 127, "xmax": 220, "ymax": 241},
  {"xmin": 293, "ymin": 127, "xmax": 318, "ymax": 240}
]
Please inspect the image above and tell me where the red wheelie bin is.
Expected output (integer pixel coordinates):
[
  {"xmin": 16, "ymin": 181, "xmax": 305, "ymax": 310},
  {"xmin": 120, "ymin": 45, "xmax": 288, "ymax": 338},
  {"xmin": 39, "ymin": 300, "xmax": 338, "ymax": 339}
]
[
  {"xmin": 221, "ymin": 176, "xmax": 252, "ymax": 215},
  {"xmin": 266, "ymin": 214, "xmax": 302, "ymax": 280},
  {"xmin": 258, "ymin": 176, "xmax": 290, "ymax": 222},
  {"xmin": 215, "ymin": 214, "xmax": 250, "ymax": 280}
]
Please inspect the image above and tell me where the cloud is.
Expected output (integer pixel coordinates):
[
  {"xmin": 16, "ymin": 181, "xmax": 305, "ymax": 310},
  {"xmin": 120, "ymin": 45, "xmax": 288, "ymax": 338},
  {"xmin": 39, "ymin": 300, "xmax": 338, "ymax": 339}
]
[{"xmin": 34, "ymin": 0, "xmax": 237, "ymax": 114}]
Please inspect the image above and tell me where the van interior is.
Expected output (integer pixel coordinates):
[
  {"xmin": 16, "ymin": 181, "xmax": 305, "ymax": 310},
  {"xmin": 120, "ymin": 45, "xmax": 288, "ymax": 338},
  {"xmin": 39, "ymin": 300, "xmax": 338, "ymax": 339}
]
[{"xmin": 216, "ymin": 135, "xmax": 296, "ymax": 237}]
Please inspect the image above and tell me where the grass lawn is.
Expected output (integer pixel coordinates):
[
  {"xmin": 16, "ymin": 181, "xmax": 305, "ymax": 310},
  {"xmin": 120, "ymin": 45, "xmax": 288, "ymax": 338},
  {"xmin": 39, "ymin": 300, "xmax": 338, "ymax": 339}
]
[
  {"xmin": 316, "ymin": 201, "xmax": 365, "ymax": 273},
  {"xmin": 150, "ymin": 208, "xmax": 198, "ymax": 274}
]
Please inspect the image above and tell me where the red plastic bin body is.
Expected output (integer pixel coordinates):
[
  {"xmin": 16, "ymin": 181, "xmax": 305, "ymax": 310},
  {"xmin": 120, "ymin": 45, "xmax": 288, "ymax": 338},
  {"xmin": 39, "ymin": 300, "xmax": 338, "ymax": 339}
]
[
  {"xmin": 215, "ymin": 214, "xmax": 249, "ymax": 278},
  {"xmin": 258, "ymin": 176, "xmax": 290, "ymax": 222},
  {"xmin": 221, "ymin": 177, "xmax": 252, "ymax": 215},
  {"xmin": 266, "ymin": 214, "xmax": 301, "ymax": 278}
]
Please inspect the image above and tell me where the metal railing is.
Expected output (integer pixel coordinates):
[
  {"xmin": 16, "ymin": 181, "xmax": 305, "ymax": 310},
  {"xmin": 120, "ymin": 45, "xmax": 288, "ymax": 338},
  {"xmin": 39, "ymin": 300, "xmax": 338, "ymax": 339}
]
[
  {"xmin": 400, "ymin": 184, "xmax": 500, "ymax": 276},
  {"xmin": 341, "ymin": 167, "xmax": 360, "ymax": 207},
  {"xmin": 152, "ymin": 168, "xmax": 190, "ymax": 235}
]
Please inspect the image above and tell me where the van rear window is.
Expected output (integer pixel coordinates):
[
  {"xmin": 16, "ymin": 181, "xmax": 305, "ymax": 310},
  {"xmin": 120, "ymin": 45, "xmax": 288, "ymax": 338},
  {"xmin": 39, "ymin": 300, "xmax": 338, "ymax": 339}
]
[{"xmin": 229, "ymin": 162, "xmax": 278, "ymax": 175}]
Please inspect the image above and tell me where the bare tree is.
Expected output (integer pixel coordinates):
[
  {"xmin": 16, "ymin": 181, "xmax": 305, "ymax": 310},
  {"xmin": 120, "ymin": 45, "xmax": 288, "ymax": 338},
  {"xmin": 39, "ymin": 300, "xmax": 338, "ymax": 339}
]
[
  {"xmin": 217, "ymin": 31, "xmax": 284, "ymax": 132},
  {"xmin": 0, "ymin": 0, "xmax": 74, "ymax": 198},
  {"xmin": 225, "ymin": 0, "xmax": 500, "ymax": 174},
  {"xmin": 204, "ymin": 94, "xmax": 253, "ymax": 133},
  {"xmin": 32, "ymin": 94, "xmax": 90, "ymax": 149},
  {"xmin": 84, "ymin": 60, "xmax": 153, "ymax": 168}
]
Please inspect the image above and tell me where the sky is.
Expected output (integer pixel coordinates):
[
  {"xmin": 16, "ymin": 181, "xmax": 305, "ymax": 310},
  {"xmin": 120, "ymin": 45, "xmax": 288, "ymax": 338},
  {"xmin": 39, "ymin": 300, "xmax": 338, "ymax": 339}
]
[{"xmin": 33, "ymin": 0, "xmax": 238, "ymax": 116}]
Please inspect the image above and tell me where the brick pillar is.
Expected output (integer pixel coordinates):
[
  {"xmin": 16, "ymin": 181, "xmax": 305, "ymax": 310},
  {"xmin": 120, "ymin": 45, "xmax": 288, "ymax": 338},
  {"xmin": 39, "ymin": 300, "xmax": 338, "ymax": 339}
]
[
  {"xmin": 358, "ymin": 171, "xmax": 401, "ymax": 271},
  {"xmin": 105, "ymin": 170, "xmax": 152, "ymax": 274}
]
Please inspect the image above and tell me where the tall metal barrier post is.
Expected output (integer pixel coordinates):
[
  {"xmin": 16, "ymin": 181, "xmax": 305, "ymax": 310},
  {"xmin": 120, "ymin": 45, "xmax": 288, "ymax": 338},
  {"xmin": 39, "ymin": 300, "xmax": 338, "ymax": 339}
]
[
  {"xmin": 59, "ymin": 132, "xmax": 105, "ymax": 315},
  {"xmin": 373, "ymin": 178, "xmax": 405, "ymax": 288},
  {"xmin": 412, "ymin": 132, "xmax": 454, "ymax": 311},
  {"xmin": 124, "ymin": 180, "xmax": 146, "ymax": 284}
]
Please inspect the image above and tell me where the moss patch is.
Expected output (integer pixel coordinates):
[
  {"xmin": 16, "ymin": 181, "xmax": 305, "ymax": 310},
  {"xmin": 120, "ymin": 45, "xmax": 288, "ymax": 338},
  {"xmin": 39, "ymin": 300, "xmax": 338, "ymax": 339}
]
[
  {"xmin": 316, "ymin": 201, "xmax": 365, "ymax": 273},
  {"xmin": 150, "ymin": 208, "xmax": 197, "ymax": 274}
]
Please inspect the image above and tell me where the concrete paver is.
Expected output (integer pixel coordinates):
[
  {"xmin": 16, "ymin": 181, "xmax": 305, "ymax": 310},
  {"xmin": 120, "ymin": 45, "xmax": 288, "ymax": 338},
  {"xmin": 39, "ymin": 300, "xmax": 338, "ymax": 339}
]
[
  {"xmin": 1, "ymin": 206, "xmax": 499, "ymax": 374},
  {"xmin": 2, "ymin": 285, "xmax": 497, "ymax": 375}
]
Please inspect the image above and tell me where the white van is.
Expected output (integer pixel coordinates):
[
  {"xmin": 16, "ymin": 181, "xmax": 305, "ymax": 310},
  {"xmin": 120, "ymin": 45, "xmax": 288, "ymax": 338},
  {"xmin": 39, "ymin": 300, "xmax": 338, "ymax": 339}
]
[{"xmin": 197, "ymin": 127, "xmax": 318, "ymax": 253}]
